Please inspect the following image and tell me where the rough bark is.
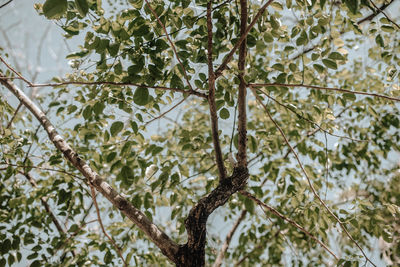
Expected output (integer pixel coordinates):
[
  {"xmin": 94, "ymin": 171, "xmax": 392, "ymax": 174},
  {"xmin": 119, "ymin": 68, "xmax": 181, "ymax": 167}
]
[
  {"xmin": 237, "ymin": 0, "xmax": 248, "ymax": 168},
  {"xmin": 175, "ymin": 167, "xmax": 249, "ymax": 266}
]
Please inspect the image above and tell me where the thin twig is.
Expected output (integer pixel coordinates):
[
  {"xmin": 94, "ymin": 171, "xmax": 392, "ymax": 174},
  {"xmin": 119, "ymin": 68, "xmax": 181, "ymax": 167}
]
[
  {"xmin": 89, "ymin": 184, "xmax": 127, "ymax": 267},
  {"xmin": 258, "ymin": 89, "xmax": 368, "ymax": 142},
  {"xmin": 144, "ymin": 0, "xmax": 194, "ymax": 91},
  {"xmin": 367, "ymin": 0, "xmax": 400, "ymax": 29},
  {"xmin": 0, "ymin": 0, "xmax": 13, "ymax": 9},
  {"xmin": 214, "ymin": 0, "xmax": 275, "ymax": 78},
  {"xmin": 6, "ymin": 102, "xmax": 22, "ymax": 129},
  {"xmin": 357, "ymin": 0, "xmax": 394, "ymax": 25},
  {"xmin": 240, "ymin": 191, "xmax": 339, "ymax": 261},
  {"xmin": 249, "ymin": 86, "xmax": 376, "ymax": 266},
  {"xmin": 249, "ymin": 83, "xmax": 400, "ymax": 102},
  {"xmin": 144, "ymin": 97, "xmax": 187, "ymax": 126},
  {"xmin": 207, "ymin": 1, "xmax": 227, "ymax": 180},
  {"xmin": 213, "ymin": 210, "xmax": 247, "ymax": 267},
  {"xmin": 0, "ymin": 77, "xmax": 207, "ymax": 98},
  {"xmin": 0, "ymin": 55, "xmax": 33, "ymax": 86},
  {"xmin": 2, "ymin": 162, "xmax": 83, "ymax": 180}
]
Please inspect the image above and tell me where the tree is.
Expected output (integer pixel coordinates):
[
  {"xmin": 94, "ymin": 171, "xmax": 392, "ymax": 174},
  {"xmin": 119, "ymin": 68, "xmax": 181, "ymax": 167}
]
[{"xmin": 0, "ymin": 0, "xmax": 399, "ymax": 266}]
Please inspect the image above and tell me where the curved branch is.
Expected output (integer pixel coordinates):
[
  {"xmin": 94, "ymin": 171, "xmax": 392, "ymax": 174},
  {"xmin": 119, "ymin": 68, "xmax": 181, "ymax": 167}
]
[
  {"xmin": 176, "ymin": 167, "xmax": 249, "ymax": 266},
  {"xmin": 0, "ymin": 73, "xmax": 180, "ymax": 263},
  {"xmin": 249, "ymin": 83, "xmax": 400, "ymax": 102}
]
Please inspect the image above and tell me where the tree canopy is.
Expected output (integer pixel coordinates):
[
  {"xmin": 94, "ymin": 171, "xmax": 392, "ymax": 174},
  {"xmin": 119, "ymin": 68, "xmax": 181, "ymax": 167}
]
[{"xmin": 0, "ymin": 0, "xmax": 399, "ymax": 266}]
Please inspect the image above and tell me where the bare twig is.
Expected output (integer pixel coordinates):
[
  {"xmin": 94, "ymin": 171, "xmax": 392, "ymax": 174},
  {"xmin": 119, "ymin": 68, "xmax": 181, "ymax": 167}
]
[
  {"xmin": 214, "ymin": 0, "xmax": 275, "ymax": 78},
  {"xmin": 144, "ymin": 0, "xmax": 194, "ymax": 91},
  {"xmin": 240, "ymin": 191, "xmax": 339, "ymax": 261},
  {"xmin": 207, "ymin": 1, "xmax": 227, "ymax": 181},
  {"xmin": 249, "ymin": 83, "xmax": 400, "ymax": 102},
  {"xmin": 6, "ymin": 102, "xmax": 22, "ymax": 129},
  {"xmin": 0, "ymin": 56, "xmax": 33, "ymax": 86},
  {"xmin": 213, "ymin": 210, "xmax": 247, "ymax": 267},
  {"xmin": 237, "ymin": 0, "xmax": 248, "ymax": 168},
  {"xmin": 249, "ymin": 86, "xmax": 376, "ymax": 266},
  {"xmin": 357, "ymin": 0, "xmax": 395, "ymax": 25},
  {"xmin": 89, "ymin": 184, "xmax": 127, "ymax": 267},
  {"xmin": 0, "ymin": 73, "xmax": 180, "ymax": 262},
  {"xmin": 2, "ymin": 162, "xmax": 83, "ymax": 180},
  {"xmin": 0, "ymin": 0, "xmax": 13, "ymax": 9},
  {"xmin": 0, "ymin": 77, "xmax": 207, "ymax": 98},
  {"xmin": 367, "ymin": 0, "xmax": 400, "ymax": 29},
  {"xmin": 145, "ymin": 97, "xmax": 188, "ymax": 126}
]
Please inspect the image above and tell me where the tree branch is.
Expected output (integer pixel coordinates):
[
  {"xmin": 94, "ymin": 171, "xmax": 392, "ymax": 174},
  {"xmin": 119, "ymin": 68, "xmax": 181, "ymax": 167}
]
[
  {"xmin": 207, "ymin": 1, "xmax": 227, "ymax": 181},
  {"xmin": 0, "ymin": 77, "xmax": 207, "ymax": 98},
  {"xmin": 240, "ymin": 191, "xmax": 339, "ymax": 261},
  {"xmin": 89, "ymin": 184, "xmax": 127, "ymax": 266},
  {"xmin": 214, "ymin": 0, "xmax": 275, "ymax": 78},
  {"xmin": 357, "ymin": 0, "xmax": 395, "ymax": 25},
  {"xmin": 213, "ymin": 210, "xmax": 247, "ymax": 267},
  {"xmin": 0, "ymin": 73, "xmax": 180, "ymax": 263},
  {"xmin": 176, "ymin": 167, "xmax": 249, "ymax": 266},
  {"xmin": 249, "ymin": 86, "xmax": 376, "ymax": 266},
  {"xmin": 249, "ymin": 83, "xmax": 400, "ymax": 102},
  {"xmin": 237, "ymin": 0, "xmax": 248, "ymax": 168},
  {"xmin": 366, "ymin": 0, "xmax": 400, "ymax": 29}
]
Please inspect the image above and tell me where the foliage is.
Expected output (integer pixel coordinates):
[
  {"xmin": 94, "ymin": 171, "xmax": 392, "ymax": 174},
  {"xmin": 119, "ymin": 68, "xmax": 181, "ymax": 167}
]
[{"xmin": 0, "ymin": 0, "xmax": 399, "ymax": 266}]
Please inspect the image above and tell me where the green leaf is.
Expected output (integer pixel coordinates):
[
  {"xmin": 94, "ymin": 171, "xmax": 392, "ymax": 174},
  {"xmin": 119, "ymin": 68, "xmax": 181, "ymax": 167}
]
[
  {"xmin": 171, "ymin": 74, "xmax": 185, "ymax": 89},
  {"xmin": 322, "ymin": 59, "xmax": 337, "ymax": 70},
  {"xmin": 272, "ymin": 63, "xmax": 284, "ymax": 72},
  {"xmin": 244, "ymin": 198, "xmax": 255, "ymax": 214},
  {"xmin": 328, "ymin": 52, "xmax": 345, "ymax": 61},
  {"xmin": 375, "ymin": 34, "xmax": 384, "ymax": 47},
  {"xmin": 43, "ymin": 0, "xmax": 68, "ymax": 19},
  {"xmin": 344, "ymin": 0, "xmax": 358, "ymax": 14},
  {"xmin": 313, "ymin": 64, "xmax": 325, "ymax": 73},
  {"xmin": 220, "ymin": 108, "xmax": 230, "ymax": 119},
  {"xmin": 93, "ymin": 102, "xmax": 105, "ymax": 115},
  {"xmin": 121, "ymin": 166, "xmax": 134, "ymax": 182},
  {"xmin": 104, "ymin": 251, "xmax": 112, "ymax": 264},
  {"xmin": 75, "ymin": 0, "xmax": 89, "ymax": 16},
  {"xmin": 110, "ymin": 121, "xmax": 124, "ymax": 136},
  {"xmin": 133, "ymin": 87, "xmax": 149, "ymax": 106}
]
